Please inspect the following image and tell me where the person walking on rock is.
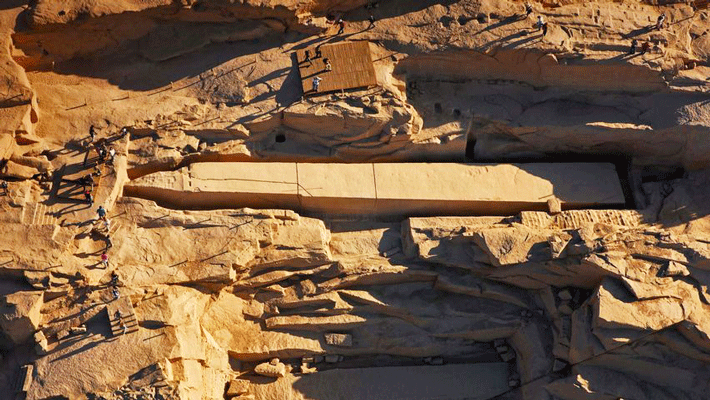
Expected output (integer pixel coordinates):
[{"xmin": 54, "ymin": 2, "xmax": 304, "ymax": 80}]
[
  {"xmin": 312, "ymin": 76, "xmax": 323, "ymax": 92},
  {"xmin": 89, "ymin": 125, "xmax": 96, "ymax": 143},
  {"xmin": 97, "ymin": 142, "xmax": 107, "ymax": 162},
  {"xmin": 629, "ymin": 39, "xmax": 637, "ymax": 54},
  {"xmin": 536, "ymin": 16, "xmax": 544, "ymax": 31},
  {"xmin": 641, "ymin": 41, "xmax": 650, "ymax": 54},
  {"xmin": 105, "ymin": 234, "xmax": 113, "ymax": 249},
  {"xmin": 368, "ymin": 13, "xmax": 376, "ymax": 29},
  {"xmin": 324, "ymin": 58, "xmax": 332, "ymax": 72},
  {"xmin": 101, "ymin": 252, "xmax": 109, "ymax": 268},
  {"xmin": 336, "ymin": 19, "xmax": 346, "ymax": 35},
  {"xmin": 315, "ymin": 45, "xmax": 322, "ymax": 59},
  {"xmin": 525, "ymin": 3, "xmax": 533, "ymax": 17},
  {"xmin": 303, "ymin": 50, "xmax": 311, "ymax": 64},
  {"xmin": 0, "ymin": 180, "xmax": 7, "ymax": 196},
  {"xmin": 112, "ymin": 287, "xmax": 120, "ymax": 300},
  {"xmin": 84, "ymin": 190, "xmax": 93, "ymax": 205},
  {"xmin": 656, "ymin": 13, "xmax": 666, "ymax": 30},
  {"xmin": 97, "ymin": 205, "xmax": 107, "ymax": 221}
]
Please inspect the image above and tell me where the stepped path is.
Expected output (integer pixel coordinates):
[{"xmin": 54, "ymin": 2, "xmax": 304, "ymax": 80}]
[
  {"xmin": 23, "ymin": 202, "xmax": 58, "ymax": 226},
  {"xmin": 106, "ymin": 293, "xmax": 139, "ymax": 337}
]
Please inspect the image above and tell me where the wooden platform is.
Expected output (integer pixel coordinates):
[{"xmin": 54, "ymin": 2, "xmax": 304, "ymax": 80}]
[
  {"xmin": 106, "ymin": 293, "xmax": 139, "ymax": 337},
  {"xmin": 296, "ymin": 41, "xmax": 377, "ymax": 95}
]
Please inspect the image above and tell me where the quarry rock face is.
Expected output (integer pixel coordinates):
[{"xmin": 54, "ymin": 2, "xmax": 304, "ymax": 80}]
[
  {"xmin": 0, "ymin": 291, "xmax": 43, "ymax": 345},
  {"xmin": 3, "ymin": 0, "xmax": 710, "ymax": 399}
]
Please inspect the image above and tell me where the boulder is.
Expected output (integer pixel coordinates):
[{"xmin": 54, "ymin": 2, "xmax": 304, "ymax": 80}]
[
  {"xmin": 324, "ymin": 333, "xmax": 353, "ymax": 347},
  {"xmin": 1, "ymin": 160, "xmax": 37, "ymax": 179},
  {"xmin": 226, "ymin": 379, "xmax": 249, "ymax": 397},
  {"xmin": 664, "ymin": 260, "xmax": 690, "ymax": 277},
  {"xmin": 254, "ymin": 358, "xmax": 286, "ymax": 378},
  {"xmin": 34, "ymin": 331, "xmax": 48, "ymax": 355},
  {"xmin": 0, "ymin": 291, "xmax": 43, "ymax": 345},
  {"xmin": 558, "ymin": 289, "xmax": 573, "ymax": 301},
  {"xmin": 10, "ymin": 155, "xmax": 53, "ymax": 173},
  {"xmin": 473, "ymin": 225, "xmax": 551, "ymax": 266},
  {"xmin": 301, "ymin": 362, "xmax": 317, "ymax": 374},
  {"xmin": 299, "ymin": 279, "xmax": 317, "ymax": 296},
  {"xmin": 548, "ymin": 232, "xmax": 572, "ymax": 259}
]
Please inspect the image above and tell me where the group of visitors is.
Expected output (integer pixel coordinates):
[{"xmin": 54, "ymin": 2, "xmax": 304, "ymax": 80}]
[{"xmin": 628, "ymin": 14, "xmax": 667, "ymax": 55}]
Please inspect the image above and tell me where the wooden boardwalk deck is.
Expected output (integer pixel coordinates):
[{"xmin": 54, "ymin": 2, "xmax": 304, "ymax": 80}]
[{"xmin": 296, "ymin": 41, "xmax": 377, "ymax": 95}]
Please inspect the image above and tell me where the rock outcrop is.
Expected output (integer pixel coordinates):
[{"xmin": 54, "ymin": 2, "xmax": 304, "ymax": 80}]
[{"xmin": 2, "ymin": 0, "xmax": 710, "ymax": 399}]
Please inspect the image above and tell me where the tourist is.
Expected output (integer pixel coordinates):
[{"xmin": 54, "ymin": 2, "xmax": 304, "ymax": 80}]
[
  {"xmin": 629, "ymin": 39, "xmax": 637, "ymax": 54},
  {"xmin": 536, "ymin": 16, "xmax": 544, "ymax": 31},
  {"xmin": 656, "ymin": 13, "xmax": 665, "ymax": 30},
  {"xmin": 104, "ymin": 218, "xmax": 111, "ymax": 231},
  {"xmin": 525, "ymin": 3, "xmax": 533, "ymax": 17},
  {"xmin": 101, "ymin": 252, "xmax": 109, "ymax": 268},
  {"xmin": 303, "ymin": 50, "xmax": 311, "ymax": 63},
  {"xmin": 324, "ymin": 58, "xmax": 332, "ymax": 71},
  {"xmin": 337, "ymin": 19, "xmax": 346, "ymax": 35},
  {"xmin": 0, "ymin": 180, "xmax": 7, "ymax": 195},
  {"xmin": 315, "ymin": 45, "xmax": 322, "ymax": 59},
  {"xmin": 84, "ymin": 190, "xmax": 93, "ymax": 205},
  {"xmin": 120, "ymin": 322, "xmax": 127, "ymax": 335},
  {"xmin": 108, "ymin": 147, "xmax": 116, "ymax": 163},
  {"xmin": 110, "ymin": 271, "xmax": 119, "ymax": 286},
  {"xmin": 112, "ymin": 287, "xmax": 120, "ymax": 300},
  {"xmin": 89, "ymin": 125, "xmax": 96, "ymax": 142},
  {"xmin": 641, "ymin": 41, "xmax": 650, "ymax": 54},
  {"xmin": 98, "ymin": 146, "xmax": 107, "ymax": 163},
  {"xmin": 313, "ymin": 76, "xmax": 323, "ymax": 92},
  {"xmin": 97, "ymin": 205, "xmax": 107, "ymax": 220},
  {"xmin": 105, "ymin": 234, "xmax": 113, "ymax": 249},
  {"xmin": 120, "ymin": 127, "xmax": 128, "ymax": 137},
  {"xmin": 368, "ymin": 14, "xmax": 376, "ymax": 29}
]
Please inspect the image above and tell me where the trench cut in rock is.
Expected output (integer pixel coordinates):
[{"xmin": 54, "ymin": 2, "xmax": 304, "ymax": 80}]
[{"xmin": 124, "ymin": 162, "xmax": 626, "ymax": 218}]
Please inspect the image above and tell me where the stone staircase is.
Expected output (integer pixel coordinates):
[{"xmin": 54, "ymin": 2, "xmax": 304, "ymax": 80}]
[
  {"xmin": 23, "ymin": 202, "xmax": 59, "ymax": 226},
  {"xmin": 106, "ymin": 294, "xmax": 139, "ymax": 337}
]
